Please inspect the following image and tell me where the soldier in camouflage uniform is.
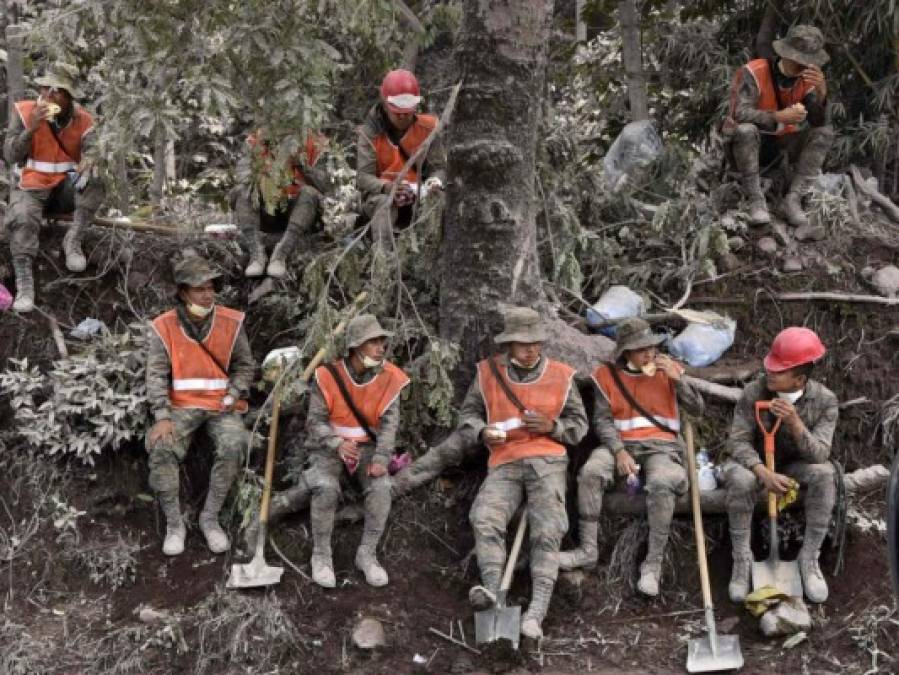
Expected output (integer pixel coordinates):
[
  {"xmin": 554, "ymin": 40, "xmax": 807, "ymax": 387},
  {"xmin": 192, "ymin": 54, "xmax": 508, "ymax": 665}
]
[
  {"xmin": 558, "ymin": 318, "xmax": 704, "ymax": 598},
  {"xmin": 231, "ymin": 130, "xmax": 331, "ymax": 278},
  {"xmin": 462, "ymin": 307, "xmax": 588, "ymax": 640},
  {"xmin": 304, "ymin": 314, "xmax": 409, "ymax": 588},
  {"xmin": 720, "ymin": 327, "xmax": 836, "ymax": 604},
  {"xmin": 4, "ymin": 63, "xmax": 105, "ymax": 312},
  {"xmin": 723, "ymin": 25, "xmax": 831, "ymax": 228},
  {"xmin": 145, "ymin": 257, "xmax": 255, "ymax": 556}
]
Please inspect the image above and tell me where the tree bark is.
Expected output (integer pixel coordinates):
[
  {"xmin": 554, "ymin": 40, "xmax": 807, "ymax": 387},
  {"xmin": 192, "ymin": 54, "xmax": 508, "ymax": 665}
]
[
  {"xmin": 150, "ymin": 125, "xmax": 167, "ymax": 206},
  {"xmin": 393, "ymin": 0, "xmax": 426, "ymax": 72},
  {"xmin": 6, "ymin": 22, "xmax": 24, "ymax": 188},
  {"xmin": 755, "ymin": 1, "xmax": 780, "ymax": 61},
  {"xmin": 618, "ymin": 0, "xmax": 649, "ymax": 121},
  {"xmin": 439, "ymin": 0, "xmax": 554, "ymax": 389},
  {"xmin": 575, "ymin": 0, "xmax": 586, "ymax": 42}
]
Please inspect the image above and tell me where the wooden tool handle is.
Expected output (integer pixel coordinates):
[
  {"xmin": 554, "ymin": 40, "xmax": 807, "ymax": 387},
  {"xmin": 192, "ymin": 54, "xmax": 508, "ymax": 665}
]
[
  {"xmin": 685, "ymin": 422, "xmax": 714, "ymax": 611},
  {"xmin": 499, "ymin": 508, "xmax": 528, "ymax": 594}
]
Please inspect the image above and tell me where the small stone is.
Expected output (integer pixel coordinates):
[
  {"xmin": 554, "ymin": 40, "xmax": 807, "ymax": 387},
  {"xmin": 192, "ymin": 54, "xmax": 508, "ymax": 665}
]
[
  {"xmin": 770, "ymin": 221, "xmax": 791, "ymax": 246},
  {"xmin": 352, "ymin": 617, "xmax": 386, "ymax": 649},
  {"xmin": 759, "ymin": 597, "xmax": 812, "ymax": 637},
  {"xmin": 872, "ymin": 265, "xmax": 899, "ymax": 298},
  {"xmin": 716, "ymin": 252, "xmax": 742, "ymax": 272},
  {"xmin": 757, "ymin": 237, "xmax": 778, "ymax": 255},
  {"xmin": 794, "ymin": 224, "xmax": 826, "ymax": 242},
  {"xmin": 137, "ymin": 607, "xmax": 168, "ymax": 624},
  {"xmin": 782, "ymin": 255, "xmax": 803, "ymax": 272},
  {"xmin": 727, "ymin": 236, "xmax": 745, "ymax": 252}
]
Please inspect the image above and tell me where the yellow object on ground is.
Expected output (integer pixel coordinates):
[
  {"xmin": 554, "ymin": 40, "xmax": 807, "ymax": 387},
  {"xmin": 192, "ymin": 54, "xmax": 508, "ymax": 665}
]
[{"xmin": 744, "ymin": 585, "xmax": 789, "ymax": 617}]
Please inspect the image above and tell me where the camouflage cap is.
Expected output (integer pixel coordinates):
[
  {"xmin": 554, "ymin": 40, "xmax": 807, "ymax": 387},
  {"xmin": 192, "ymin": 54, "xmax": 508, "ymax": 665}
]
[
  {"xmin": 346, "ymin": 314, "xmax": 392, "ymax": 352},
  {"xmin": 494, "ymin": 307, "xmax": 547, "ymax": 345},
  {"xmin": 772, "ymin": 25, "xmax": 829, "ymax": 67},
  {"xmin": 614, "ymin": 317, "xmax": 666, "ymax": 358},
  {"xmin": 35, "ymin": 62, "xmax": 83, "ymax": 99},
  {"xmin": 173, "ymin": 256, "xmax": 221, "ymax": 287}
]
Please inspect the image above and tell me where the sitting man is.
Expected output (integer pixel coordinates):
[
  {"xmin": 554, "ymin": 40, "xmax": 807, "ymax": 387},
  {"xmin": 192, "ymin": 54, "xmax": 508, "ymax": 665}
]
[
  {"xmin": 356, "ymin": 68, "xmax": 445, "ymax": 251},
  {"xmin": 723, "ymin": 25, "xmax": 831, "ymax": 228},
  {"xmin": 559, "ymin": 318, "xmax": 704, "ymax": 598},
  {"xmin": 463, "ymin": 307, "xmax": 588, "ymax": 639},
  {"xmin": 232, "ymin": 129, "xmax": 330, "ymax": 278},
  {"xmin": 305, "ymin": 314, "xmax": 410, "ymax": 588},
  {"xmin": 145, "ymin": 256, "xmax": 256, "ymax": 556},
  {"xmin": 5, "ymin": 62, "xmax": 105, "ymax": 312},
  {"xmin": 720, "ymin": 327, "xmax": 836, "ymax": 604}
]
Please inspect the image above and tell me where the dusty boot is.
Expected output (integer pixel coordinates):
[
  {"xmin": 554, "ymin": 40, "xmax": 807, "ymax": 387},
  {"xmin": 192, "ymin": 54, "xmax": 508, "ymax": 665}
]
[
  {"xmin": 742, "ymin": 173, "xmax": 770, "ymax": 225},
  {"xmin": 468, "ymin": 566, "xmax": 501, "ymax": 610},
  {"xmin": 558, "ymin": 520, "xmax": 599, "ymax": 571},
  {"xmin": 12, "ymin": 256, "xmax": 35, "ymax": 313},
  {"xmin": 798, "ymin": 556, "xmax": 828, "ymax": 603},
  {"xmin": 244, "ymin": 233, "xmax": 267, "ymax": 277},
  {"xmin": 638, "ymin": 491, "xmax": 674, "ymax": 597},
  {"xmin": 637, "ymin": 561, "xmax": 661, "ymax": 597},
  {"xmin": 265, "ymin": 240, "xmax": 290, "ymax": 278},
  {"xmin": 199, "ymin": 512, "xmax": 230, "ymax": 554},
  {"xmin": 62, "ymin": 225, "xmax": 86, "ymax": 272},
  {"xmin": 728, "ymin": 558, "xmax": 752, "ymax": 603},
  {"xmin": 199, "ymin": 457, "xmax": 239, "ymax": 554},
  {"xmin": 355, "ymin": 546, "xmax": 388, "ymax": 587},
  {"xmin": 311, "ymin": 550, "xmax": 336, "ymax": 588},
  {"xmin": 521, "ymin": 576, "xmax": 555, "ymax": 639},
  {"xmin": 728, "ymin": 511, "xmax": 753, "ymax": 602},
  {"xmin": 783, "ymin": 185, "xmax": 809, "ymax": 228},
  {"xmin": 158, "ymin": 491, "xmax": 185, "ymax": 556}
]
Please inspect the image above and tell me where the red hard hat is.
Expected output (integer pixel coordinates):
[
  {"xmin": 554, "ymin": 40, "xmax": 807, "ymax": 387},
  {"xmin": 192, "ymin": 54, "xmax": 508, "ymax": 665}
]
[
  {"xmin": 380, "ymin": 69, "xmax": 421, "ymax": 113},
  {"xmin": 763, "ymin": 327, "xmax": 826, "ymax": 372}
]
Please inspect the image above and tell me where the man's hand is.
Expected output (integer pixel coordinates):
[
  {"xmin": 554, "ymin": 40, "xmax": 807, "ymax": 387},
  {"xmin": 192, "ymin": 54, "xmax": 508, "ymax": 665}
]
[
  {"xmin": 775, "ymin": 103, "xmax": 807, "ymax": 125},
  {"xmin": 753, "ymin": 464, "xmax": 794, "ymax": 496},
  {"xmin": 800, "ymin": 65, "xmax": 827, "ymax": 98},
  {"xmin": 28, "ymin": 99, "xmax": 50, "ymax": 132},
  {"xmin": 655, "ymin": 354, "xmax": 685, "ymax": 381},
  {"xmin": 148, "ymin": 419, "xmax": 175, "ymax": 448},
  {"xmin": 367, "ymin": 463, "xmax": 387, "ymax": 478},
  {"xmin": 615, "ymin": 449, "xmax": 639, "ymax": 477},
  {"xmin": 338, "ymin": 440, "xmax": 360, "ymax": 464},
  {"xmin": 523, "ymin": 410, "xmax": 554, "ymax": 434},
  {"xmin": 769, "ymin": 398, "xmax": 805, "ymax": 435}
]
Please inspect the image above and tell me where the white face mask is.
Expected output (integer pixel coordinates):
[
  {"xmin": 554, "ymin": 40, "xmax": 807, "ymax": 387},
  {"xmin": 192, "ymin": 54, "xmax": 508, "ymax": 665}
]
[
  {"xmin": 510, "ymin": 357, "xmax": 539, "ymax": 371},
  {"xmin": 361, "ymin": 355, "xmax": 383, "ymax": 369},
  {"xmin": 186, "ymin": 301, "xmax": 214, "ymax": 319},
  {"xmin": 777, "ymin": 389, "xmax": 804, "ymax": 404}
]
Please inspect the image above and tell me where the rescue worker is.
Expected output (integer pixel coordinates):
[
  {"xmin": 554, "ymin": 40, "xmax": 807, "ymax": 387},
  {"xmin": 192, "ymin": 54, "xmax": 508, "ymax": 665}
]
[
  {"xmin": 720, "ymin": 327, "xmax": 836, "ymax": 604},
  {"xmin": 305, "ymin": 314, "xmax": 410, "ymax": 588},
  {"xmin": 723, "ymin": 25, "xmax": 832, "ymax": 227},
  {"xmin": 145, "ymin": 256, "xmax": 256, "ymax": 556},
  {"xmin": 231, "ymin": 129, "xmax": 330, "ymax": 278},
  {"xmin": 463, "ymin": 307, "xmax": 588, "ymax": 639},
  {"xmin": 356, "ymin": 69, "xmax": 445, "ymax": 251},
  {"xmin": 558, "ymin": 318, "xmax": 704, "ymax": 597},
  {"xmin": 5, "ymin": 62, "xmax": 105, "ymax": 312}
]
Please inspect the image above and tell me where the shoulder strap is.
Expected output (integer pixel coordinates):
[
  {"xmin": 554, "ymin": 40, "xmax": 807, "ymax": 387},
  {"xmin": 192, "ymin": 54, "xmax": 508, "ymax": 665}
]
[
  {"xmin": 324, "ymin": 362, "xmax": 378, "ymax": 443},
  {"xmin": 767, "ymin": 59, "xmax": 785, "ymax": 111},
  {"xmin": 487, "ymin": 356, "xmax": 528, "ymax": 413},
  {"xmin": 607, "ymin": 365, "xmax": 677, "ymax": 435}
]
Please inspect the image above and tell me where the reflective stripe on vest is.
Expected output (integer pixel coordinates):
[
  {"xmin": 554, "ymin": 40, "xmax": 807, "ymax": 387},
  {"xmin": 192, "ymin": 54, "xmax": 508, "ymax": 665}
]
[
  {"xmin": 315, "ymin": 360, "xmax": 410, "ymax": 444},
  {"xmin": 150, "ymin": 306, "xmax": 245, "ymax": 411},
  {"xmin": 593, "ymin": 364, "xmax": 680, "ymax": 443},
  {"xmin": 15, "ymin": 100, "xmax": 94, "ymax": 190},
  {"xmin": 724, "ymin": 59, "xmax": 815, "ymax": 136},
  {"xmin": 373, "ymin": 114, "xmax": 437, "ymax": 185},
  {"xmin": 477, "ymin": 357, "xmax": 575, "ymax": 468}
]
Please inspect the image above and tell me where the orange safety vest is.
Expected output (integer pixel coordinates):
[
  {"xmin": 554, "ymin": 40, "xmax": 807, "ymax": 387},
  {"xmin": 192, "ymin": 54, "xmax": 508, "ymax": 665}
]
[
  {"xmin": 593, "ymin": 364, "xmax": 680, "ymax": 443},
  {"xmin": 477, "ymin": 358, "xmax": 575, "ymax": 468},
  {"xmin": 150, "ymin": 306, "xmax": 246, "ymax": 412},
  {"xmin": 15, "ymin": 100, "xmax": 94, "ymax": 190},
  {"xmin": 373, "ymin": 113, "xmax": 437, "ymax": 185},
  {"xmin": 247, "ymin": 131, "xmax": 326, "ymax": 198},
  {"xmin": 724, "ymin": 59, "xmax": 815, "ymax": 136},
  {"xmin": 315, "ymin": 360, "xmax": 410, "ymax": 443}
]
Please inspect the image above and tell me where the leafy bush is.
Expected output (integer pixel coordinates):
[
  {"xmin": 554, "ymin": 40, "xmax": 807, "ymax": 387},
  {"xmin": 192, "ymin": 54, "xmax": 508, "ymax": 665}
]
[{"xmin": 0, "ymin": 328, "xmax": 148, "ymax": 465}]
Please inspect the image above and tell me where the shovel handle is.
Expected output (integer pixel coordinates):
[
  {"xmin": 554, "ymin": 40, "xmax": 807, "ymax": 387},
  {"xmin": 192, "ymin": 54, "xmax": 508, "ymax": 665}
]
[
  {"xmin": 755, "ymin": 401, "xmax": 782, "ymax": 518},
  {"xmin": 685, "ymin": 422, "xmax": 714, "ymax": 611},
  {"xmin": 499, "ymin": 508, "xmax": 528, "ymax": 595}
]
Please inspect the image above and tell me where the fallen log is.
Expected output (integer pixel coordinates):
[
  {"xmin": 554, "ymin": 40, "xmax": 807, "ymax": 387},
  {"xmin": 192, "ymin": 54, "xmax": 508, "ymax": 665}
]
[
  {"xmin": 772, "ymin": 291, "xmax": 899, "ymax": 306},
  {"xmin": 850, "ymin": 164, "xmax": 899, "ymax": 223},
  {"xmin": 47, "ymin": 213, "xmax": 190, "ymax": 236}
]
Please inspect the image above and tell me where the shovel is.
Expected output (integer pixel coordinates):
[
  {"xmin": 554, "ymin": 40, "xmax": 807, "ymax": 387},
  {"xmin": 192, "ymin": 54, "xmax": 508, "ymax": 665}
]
[
  {"xmin": 684, "ymin": 421, "xmax": 744, "ymax": 672},
  {"xmin": 750, "ymin": 401, "xmax": 803, "ymax": 598},
  {"xmin": 475, "ymin": 507, "xmax": 528, "ymax": 650},
  {"xmin": 227, "ymin": 292, "xmax": 367, "ymax": 589}
]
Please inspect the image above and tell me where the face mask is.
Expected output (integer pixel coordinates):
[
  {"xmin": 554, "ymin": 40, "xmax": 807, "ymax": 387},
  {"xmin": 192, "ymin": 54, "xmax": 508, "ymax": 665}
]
[
  {"xmin": 186, "ymin": 301, "xmax": 213, "ymax": 319},
  {"xmin": 511, "ymin": 357, "xmax": 539, "ymax": 371},
  {"xmin": 361, "ymin": 355, "xmax": 383, "ymax": 369},
  {"xmin": 777, "ymin": 389, "xmax": 804, "ymax": 404}
]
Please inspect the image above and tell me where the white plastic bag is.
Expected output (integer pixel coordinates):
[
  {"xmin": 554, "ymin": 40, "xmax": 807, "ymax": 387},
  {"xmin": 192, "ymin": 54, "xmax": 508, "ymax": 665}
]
[
  {"xmin": 667, "ymin": 316, "xmax": 736, "ymax": 367},
  {"xmin": 585, "ymin": 285, "xmax": 646, "ymax": 336}
]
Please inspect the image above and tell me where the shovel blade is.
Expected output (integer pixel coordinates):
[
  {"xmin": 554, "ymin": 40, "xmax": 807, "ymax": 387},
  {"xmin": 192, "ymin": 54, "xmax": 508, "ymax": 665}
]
[
  {"xmin": 752, "ymin": 559, "xmax": 803, "ymax": 598},
  {"xmin": 226, "ymin": 559, "xmax": 284, "ymax": 589},
  {"xmin": 687, "ymin": 634, "xmax": 744, "ymax": 672},
  {"xmin": 474, "ymin": 605, "xmax": 521, "ymax": 650}
]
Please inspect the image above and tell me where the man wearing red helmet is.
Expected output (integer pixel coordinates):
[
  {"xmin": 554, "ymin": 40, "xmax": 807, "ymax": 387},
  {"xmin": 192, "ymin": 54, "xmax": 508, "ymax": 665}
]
[
  {"xmin": 356, "ymin": 69, "xmax": 445, "ymax": 251},
  {"xmin": 720, "ymin": 327, "xmax": 838, "ymax": 604}
]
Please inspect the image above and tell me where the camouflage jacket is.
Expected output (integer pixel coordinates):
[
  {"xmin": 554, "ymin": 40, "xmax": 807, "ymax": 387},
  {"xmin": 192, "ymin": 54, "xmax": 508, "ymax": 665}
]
[
  {"xmin": 725, "ymin": 376, "xmax": 838, "ymax": 470},
  {"xmin": 731, "ymin": 58, "xmax": 828, "ymax": 133}
]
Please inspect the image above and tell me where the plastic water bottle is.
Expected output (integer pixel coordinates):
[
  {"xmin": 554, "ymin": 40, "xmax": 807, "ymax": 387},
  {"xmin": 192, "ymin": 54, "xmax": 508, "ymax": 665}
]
[
  {"xmin": 626, "ymin": 470, "xmax": 642, "ymax": 496},
  {"xmin": 696, "ymin": 448, "xmax": 718, "ymax": 492}
]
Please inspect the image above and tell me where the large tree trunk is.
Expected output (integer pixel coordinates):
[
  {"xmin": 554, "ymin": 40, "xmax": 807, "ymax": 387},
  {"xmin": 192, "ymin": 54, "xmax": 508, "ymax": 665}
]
[
  {"xmin": 755, "ymin": 1, "xmax": 780, "ymax": 61},
  {"xmin": 439, "ymin": 0, "xmax": 554, "ymax": 389},
  {"xmin": 618, "ymin": 0, "xmax": 649, "ymax": 120},
  {"xmin": 575, "ymin": 0, "xmax": 587, "ymax": 42}
]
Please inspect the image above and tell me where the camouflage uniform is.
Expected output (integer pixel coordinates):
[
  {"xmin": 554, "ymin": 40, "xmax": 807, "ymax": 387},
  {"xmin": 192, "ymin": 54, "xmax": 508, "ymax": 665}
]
[
  {"xmin": 720, "ymin": 376, "xmax": 838, "ymax": 602},
  {"xmin": 231, "ymin": 135, "xmax": 331, "ymax": 278},
  {"xmin": 145, "ymin": 262, "xmax": 256, "ymax": 555},
  {"xmin": 356, "ymin": 104, "xmax": 445, "ymax": 250},
  {"xmin": 726, "ymin": 25, "xmax": 832, "ymax": 227}
]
